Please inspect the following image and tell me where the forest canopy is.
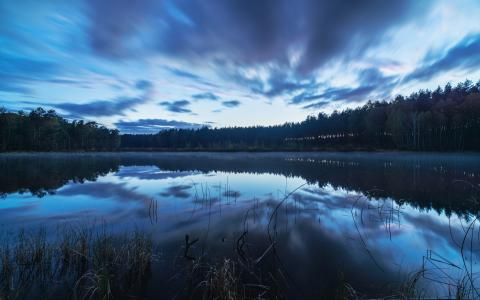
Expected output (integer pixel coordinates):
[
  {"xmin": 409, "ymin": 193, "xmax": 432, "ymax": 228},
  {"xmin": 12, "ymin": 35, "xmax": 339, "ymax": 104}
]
[
  {"xmin": 122, "ymin": 79, "xmax": 480, "ymax": 151},
  {"xmin": 0, "ymin": 107, "xmax": 120, "ymax": 151},
  {"xmin": 1, "ymin": 79, "xmax": 480, "ymax": 152}
]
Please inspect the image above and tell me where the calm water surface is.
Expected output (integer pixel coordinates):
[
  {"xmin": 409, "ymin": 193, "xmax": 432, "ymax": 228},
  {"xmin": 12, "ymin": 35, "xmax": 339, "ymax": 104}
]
[{"xmin": 1, "ymin": 152, "xmax": 480, "ymax": 298}]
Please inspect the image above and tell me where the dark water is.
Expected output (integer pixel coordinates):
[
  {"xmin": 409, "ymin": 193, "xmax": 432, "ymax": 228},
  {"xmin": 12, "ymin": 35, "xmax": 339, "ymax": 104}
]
[{"xmin": 1, "ymin": 152, "xmax": 480, "ymax": 298}]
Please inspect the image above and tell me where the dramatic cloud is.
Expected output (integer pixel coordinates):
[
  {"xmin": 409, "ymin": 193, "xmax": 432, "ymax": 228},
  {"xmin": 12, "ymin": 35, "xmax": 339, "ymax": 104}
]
[
  {"xmin": 158, "ymin": 99, "xmax": 191, "ymax": 113},
  {"xmin": 403, "ymin": 33, "xmax": 480, "ymax": 83},
  {"xmin": 115, "ymin": 118, "xmax": 207, "ymax": 133},
  {"xmin": 1, "ymin": 0, "xmax": 479, "ymax": 127},
  {"xmin": 85, "ymin": 0, "xmax": 429, "ymax": 74},
  {"xmin": 221, "ymin": 100, "xmax": 241, "ymax": 108},
  {"xmin": 78, "ymin": 0, "xmax": 435, "ymax": 112}
]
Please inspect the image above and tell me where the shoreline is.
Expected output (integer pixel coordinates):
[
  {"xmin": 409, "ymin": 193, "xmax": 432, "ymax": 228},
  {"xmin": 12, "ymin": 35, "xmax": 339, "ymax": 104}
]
[{"xmin": 1, "ymin": 149, "xmax": 479, "ymax": 155}]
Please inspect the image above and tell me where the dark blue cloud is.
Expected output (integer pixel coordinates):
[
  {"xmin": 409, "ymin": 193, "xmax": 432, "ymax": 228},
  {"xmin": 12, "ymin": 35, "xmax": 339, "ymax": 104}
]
[
  {"xmin": 158, "ymin": 99, "xmax": 191, "ymax": 113},
  {"xmin": 55, "ymin": 96, "xmax": 147, "ymax": 117},
  {"xmin": 263, "ymin": 73, "xmax": 312, "ymax": 97},
  {"xmin": 80, "ymin": 0, "xmax": 432, "ymax": 111},
  {"xmin": 5, "ymin": 0, "xmax": 467, "ymax": 118},
  {"xmin": 291, "ymin": 68, "xmax": 398, "ymax": 108},
  {"xmin": 158, "ymin": 0, "xmax": 425, "ymax": 75},
  {"xmin": 221, "ymin": 100, "xmax": 241, "ymax": 108},
  {"xmin": 227, "ymin": 67, "xmax": 315, "ymax": 97},
  {"xmin": 53, "ymin": 79, "xmax": 152, "ymax": 117},
  {"xmin": 403, "ymin": 33, "xmax": 480, "ymax": 83},
  {"xmin": 164, "ymin": 66, "xmax": 202, "ymax": 81},
  {"xmin": 225, "ymin": 69, "xmax": 265, "ymax": 95},
  {"xmin": 135, "ymin": 79, "xmax": 152, "ymax": 91},
  {"xmin": 292, "ymin": 86, "xmax": 374, "ymax": 105},
  {"xmin": 302, "ymin": 101, "xmax": 331, "ymax": 110},
  {"xmin": 192, "ymin": 92, "xmax": 220, "ymax": 101},
  {"xmin": 164, "ymin": 66, "xmax": 220, "ymax": 88},
  {"xmin": 115, "ymin": 118, "xmax": 207, "ymax": 133},
  {"xmin": 84, "ymin": 0, "xmax": 430, "ymax": 76},
  {"xmin": 1, "ymin": 0, "xmax": 436, "ymax": 113},
  {"xmin": 85, "ymin": 0, "xmax": 158, "ymax": 58}
]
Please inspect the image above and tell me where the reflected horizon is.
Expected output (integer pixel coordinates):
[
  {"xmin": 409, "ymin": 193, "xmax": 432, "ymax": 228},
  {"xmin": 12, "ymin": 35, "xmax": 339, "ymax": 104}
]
[
  {"xmin": 2, "ymin": 152, "xmax": 479, "ymax": 216},
  {"xmin": 1, "ymin": 152, "xmax": 480, "ymax": 298}
]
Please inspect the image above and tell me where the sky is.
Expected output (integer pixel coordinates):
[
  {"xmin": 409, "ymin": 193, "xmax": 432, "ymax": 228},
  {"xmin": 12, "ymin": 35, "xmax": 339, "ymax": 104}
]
[{"xmin": 1, "ymin": 0, "xmax": 480, "ymax": 133}]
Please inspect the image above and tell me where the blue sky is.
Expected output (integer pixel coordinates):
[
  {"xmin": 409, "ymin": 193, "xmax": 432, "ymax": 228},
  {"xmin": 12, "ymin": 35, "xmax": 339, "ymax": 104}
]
[{"xmin": 1, "ymin": 0, "xmax": 479, "ymax": 133}]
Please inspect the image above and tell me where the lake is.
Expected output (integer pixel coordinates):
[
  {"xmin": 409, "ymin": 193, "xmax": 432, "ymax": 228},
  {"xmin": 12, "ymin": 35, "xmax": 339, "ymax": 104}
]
[{"xmin": 1, "ymin": 152, "xmax": 480, "ymax": 299}]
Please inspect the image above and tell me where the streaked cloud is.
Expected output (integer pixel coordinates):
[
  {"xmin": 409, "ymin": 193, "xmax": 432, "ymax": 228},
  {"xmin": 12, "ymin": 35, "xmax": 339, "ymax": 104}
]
[
  {"xmin": 292, "ymin": 68, "xmax": 398, "ymax": 108},
  {"xmin": 1, "ymin": 0, "xmax": 479, "ymax": 131},
  {"xmin": 164, "ymin": 66, "xmax": 202, "ymax": 81},
  {"xmin": 403, "ymin": 33, "xmax": 480, "ymax": 83},
  {"xmin": 55, "ymin": 96, "xmax": 146, "ymax": 117}
]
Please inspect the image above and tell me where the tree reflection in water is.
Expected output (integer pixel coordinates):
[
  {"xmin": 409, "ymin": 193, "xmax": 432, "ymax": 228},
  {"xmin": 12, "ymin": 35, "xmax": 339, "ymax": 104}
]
[{"xmin": 0, "ymin": 152, "xmax": 480, "ymax": 298}]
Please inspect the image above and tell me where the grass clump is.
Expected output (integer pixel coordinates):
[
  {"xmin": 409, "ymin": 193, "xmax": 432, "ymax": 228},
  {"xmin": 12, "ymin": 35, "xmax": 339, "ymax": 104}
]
[
  {"xmin": 201, "ymin": 259, "xmax": 242, "ymax": 300},
  {"xmin": 0, "ymin": 226, "xmax": 153, "ymax": 300}
]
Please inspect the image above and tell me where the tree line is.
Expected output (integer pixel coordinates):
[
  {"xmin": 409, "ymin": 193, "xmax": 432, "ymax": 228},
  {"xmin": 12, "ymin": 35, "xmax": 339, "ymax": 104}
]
[
  {"xmin": 1, "ymin": 79, "xmax": 479, "ymax": 152},
  {"xmin": 122, "ymin": 79, "xmax": 480, "ymax": 151},
  {"xmin": 0, "ymin": 107, "xmax": 120, "ymax": 151}
]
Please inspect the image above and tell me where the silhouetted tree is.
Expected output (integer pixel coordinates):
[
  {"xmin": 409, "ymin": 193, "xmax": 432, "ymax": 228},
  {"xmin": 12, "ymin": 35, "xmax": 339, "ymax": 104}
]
[
  {"xmin": 122, "ymin": 79, "xmax": 480, "ymax": 151},
  {"xmin": 0, "ymin": 108, "xmax": 120, "ymax": 151},
  {"xmin": 3, "ymin": 79, "xmax": 480, "ymax": 152}
]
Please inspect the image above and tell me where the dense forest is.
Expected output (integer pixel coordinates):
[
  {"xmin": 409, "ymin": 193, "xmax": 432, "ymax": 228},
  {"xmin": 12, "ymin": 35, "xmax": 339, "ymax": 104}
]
[
  {"xmin": 122, "ymin": 79, "xmax": 480, "ymax": 151},
  {"xmin": 1, "ymin": 79, "xmax": 480, "ymax": 152},
  {"xmin": 0, "ymin": 107, "xmax": 120, "ymax": 151}
]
